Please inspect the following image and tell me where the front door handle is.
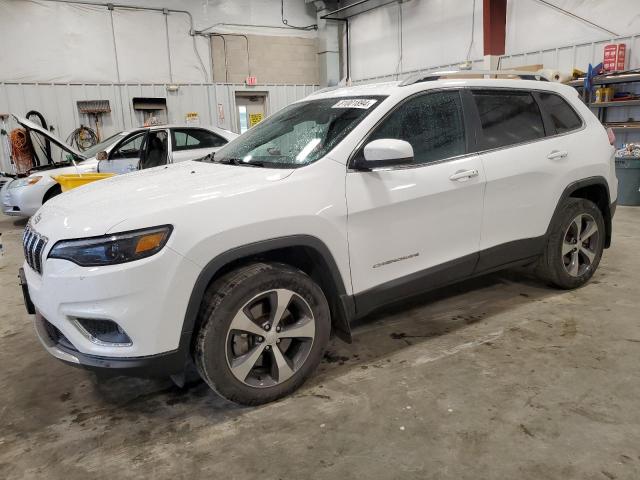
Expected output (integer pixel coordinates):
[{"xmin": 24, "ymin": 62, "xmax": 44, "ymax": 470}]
[
  {"xmin": 449, "ymin": 169, "xmax": 479, "ymax": 182},
  {"xmin": 547, "ymin": 150, "xmax": 568, "ymax": 160}
]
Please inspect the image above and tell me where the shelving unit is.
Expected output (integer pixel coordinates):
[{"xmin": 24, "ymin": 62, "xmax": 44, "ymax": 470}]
[{"xmin": 569, "ymin": 72, "xmax": 640, "ymax": 135}]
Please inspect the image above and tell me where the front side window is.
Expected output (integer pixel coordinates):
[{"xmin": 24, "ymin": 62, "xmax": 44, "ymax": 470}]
[
  {"xmin": 536, "ymin": 92, "xmax": 583, "ymax": 135},
  {"xmin": 110, "ymin": 132, "xmax": 146, "ymax": 160},
  {"xmin": 172, "ymin": 128, "xmax": 226, "ymax": 151},
  {"xmin": 210, "ymin": 96, "xmax": 386, "ymax": 168},
  {"xmin": 362, "ymin": 90, "xmax": 466, "ymax": 165},
  {"xmin": 472, "ymin": 90, "xmax": 545, "ymax": 150}
]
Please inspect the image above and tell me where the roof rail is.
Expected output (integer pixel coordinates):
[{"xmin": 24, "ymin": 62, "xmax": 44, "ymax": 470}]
[{"xmin": 399, "ymin": 70, "xmax": 550, "ymax": 86}]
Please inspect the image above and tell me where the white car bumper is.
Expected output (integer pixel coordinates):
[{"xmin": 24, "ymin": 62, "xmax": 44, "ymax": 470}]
[
  {"xmin": 2, "ymin": 181, "xmax": 46, "ymax": 217},
  {"xmin": 24, "ymin": 243, "xmax": 201, "ymax": 373}
]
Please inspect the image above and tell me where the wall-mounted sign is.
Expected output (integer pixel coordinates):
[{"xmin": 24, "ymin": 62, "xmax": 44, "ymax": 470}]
[
  {"xmin": 185, "ymin": 112, "xmax": 200, "ymax": 125},
  {"xmin": 217, "ymin": 104, "xmax": 225, "ymax": 122},
  {"xmin": 246, "ymin": 76, "xmax": 258, "ymax": 86},
  {"xmin": 249, "ymin": 112, "xmax": 263, "ymax": 127}
]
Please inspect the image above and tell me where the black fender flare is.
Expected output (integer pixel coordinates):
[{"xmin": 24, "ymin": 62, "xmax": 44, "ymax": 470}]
[
  {"xmin": 545, "ymin": 175, "xmax": 613, "ymax": 247},
  {"xmin": 175, "ymin": 235, "xmax": 355, "ymax": 364}
]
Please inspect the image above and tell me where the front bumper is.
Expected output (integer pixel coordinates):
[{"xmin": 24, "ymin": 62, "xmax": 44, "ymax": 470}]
[
  {"xmin": 24, "ymin": 242, "xmax": 201, "ymax": 374},
  {"xmin": 33, "ymin": 312, "xmax": 188, "ymax": 376},
  {"xmin": 2, "ymin": 183, "xmax": 41, "ymax": 217}
]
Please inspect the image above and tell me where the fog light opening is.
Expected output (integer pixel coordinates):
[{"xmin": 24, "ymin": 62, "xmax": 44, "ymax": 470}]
[{"xmin": 73, "ymin": 318, "xmax": 133, "ymax": 347}]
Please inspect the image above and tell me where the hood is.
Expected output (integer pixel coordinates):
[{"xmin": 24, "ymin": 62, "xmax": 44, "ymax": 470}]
[
  {"xmin": 34, "ymin": 160, "xmax": 294, "ymax": 238},
  {"xmin": 13, "ymin": 115, "xmax": 85, "ymax": 160}
]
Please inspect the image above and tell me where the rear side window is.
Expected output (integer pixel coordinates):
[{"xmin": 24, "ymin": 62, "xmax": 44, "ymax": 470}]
[
  {"xmin": 471, "ymin": 90, "xmax": 545, "ymax": 150},
  {"xmin": 536, "ymin": 92, "xmax": 583, "ymax": 135},
  {"xmin": 365, "ymin": 90, "xmax": 466, "ymax": 165},
  {"xmin": 172, "ymin": 128, "xmax": 226, "ymax": 151}
]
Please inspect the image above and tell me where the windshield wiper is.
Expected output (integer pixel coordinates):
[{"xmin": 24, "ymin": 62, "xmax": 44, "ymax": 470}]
[{"xmin": 216, "ymin": 157, "xmax": 265, "ymax": 167}]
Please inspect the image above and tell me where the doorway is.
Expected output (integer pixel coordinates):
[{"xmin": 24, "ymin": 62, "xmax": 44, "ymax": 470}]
[{"xmin": 235, "ymin": 93, "xmax": 267, "ymax": 134}]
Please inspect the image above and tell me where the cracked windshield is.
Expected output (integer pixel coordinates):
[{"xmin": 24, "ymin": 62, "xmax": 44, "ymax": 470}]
[{"xmin": 209, "ymin": 96, "xmax": 386, "ymax": 168}]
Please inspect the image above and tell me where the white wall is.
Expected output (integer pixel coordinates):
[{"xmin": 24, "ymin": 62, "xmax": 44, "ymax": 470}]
[
  {"xmin": 349, "ymin": 0, "xmax": 483, "ymax": 81},
  {"xmin": 506, "ymin": 0, "xmax": 640, "ymax": 55},
  {"xmin": 347, "ymin": 0, "xmax": 640, "ymax": 82},
  {"xmin": 0, "ymin": 0, "xmax": 318, "ymax": 84}
]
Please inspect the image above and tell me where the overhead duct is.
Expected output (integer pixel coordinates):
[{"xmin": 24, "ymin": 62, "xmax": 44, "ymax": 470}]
[{"xmin": 320, "ymin": 0, "xmax": 398, "ymax": 20}]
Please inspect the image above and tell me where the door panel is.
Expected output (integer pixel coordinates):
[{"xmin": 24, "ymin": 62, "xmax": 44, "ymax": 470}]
[
  {"xmin": 139, "ymin": 129, "xmax": 169, "ymax": 170},
  {"xmin": 346, "ymin": 156, "xmax": 485, "ymax": 295},
  {"xmin": 471, "ymin": 89, "xmax": 577, "ymax": 255},
  {"xmin": 99, "ymin": 132, "xmax": 146, "ymax": 174}
]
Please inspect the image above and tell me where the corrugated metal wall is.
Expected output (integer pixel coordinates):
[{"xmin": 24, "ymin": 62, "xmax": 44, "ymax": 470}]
[
  {"xmin": 352, "ymin": 33, "xmax": 640, "ymax": 85},
  {"xmin": 0, "ymin": 82, "xmax": 318, "ymax": 171}
]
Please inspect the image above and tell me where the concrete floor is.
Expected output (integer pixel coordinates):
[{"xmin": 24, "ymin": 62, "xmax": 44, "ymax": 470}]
[{"xmin": 1, "ymin": 208, "xmax": 639, "ymax": 480}]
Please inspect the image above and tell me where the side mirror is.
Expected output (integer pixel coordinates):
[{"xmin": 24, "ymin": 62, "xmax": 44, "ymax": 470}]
[
  {"xmin": 355, "ymin": 139, "xmax": 414, "ymax": 170},
  {"xmin": 95, "ymin": 151, "xmax": 108, "ymax": 161}
]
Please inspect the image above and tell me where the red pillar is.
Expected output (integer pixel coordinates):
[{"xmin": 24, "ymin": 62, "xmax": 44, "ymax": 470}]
[{"xmin": 483, "ymin": 0, "xmax": 507, "ymax": 56}]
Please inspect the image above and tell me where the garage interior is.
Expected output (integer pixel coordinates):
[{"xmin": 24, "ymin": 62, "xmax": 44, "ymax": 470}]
[{"xmin": 1, "ymin": 0, "xmax": 640, "ymax": 478}]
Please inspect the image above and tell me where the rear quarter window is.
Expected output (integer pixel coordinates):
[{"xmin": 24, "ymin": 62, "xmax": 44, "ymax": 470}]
[{"xmin": 536, "ymin": 92, "xmax": 583, "ymax": 135}]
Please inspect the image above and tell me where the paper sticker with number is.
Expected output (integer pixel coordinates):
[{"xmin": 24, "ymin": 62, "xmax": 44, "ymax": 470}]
[{"xmin": 332, "ymin": 99, "xmax": 378, "ymax": 109}]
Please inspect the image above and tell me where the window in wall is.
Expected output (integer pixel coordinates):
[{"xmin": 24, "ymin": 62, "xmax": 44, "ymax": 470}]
[
  {"xmin": 238, "ymin": 106, "xmax": 248, "ymax": 134},
  {"xmin": 536, "ymin": 92, "xmax": 583, "ymax": 135},
  {"xmin": 366, "ymin": 90, "xmax": 466, "ymax": 165},
  {"xmin": 472, "ymin": 90, "xmax": 545, "ymax": 149},
  {"xmin": 172, "ymin": 129, "xmax": 226, "ymax": 151}
]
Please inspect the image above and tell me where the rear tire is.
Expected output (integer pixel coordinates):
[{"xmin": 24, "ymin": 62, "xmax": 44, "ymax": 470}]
[
  {"xmin": 194, "ymin": 262, "xmax": 331, "ymax": 405},
  {"xmin": 536, "ymin": 198, "xmax": 605, "ymax": 289}
]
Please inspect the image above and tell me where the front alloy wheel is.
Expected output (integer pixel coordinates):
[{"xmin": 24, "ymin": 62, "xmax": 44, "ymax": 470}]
[
  {"xmin": 195, "ymin": 262, "xmax": 330, "ymax": 405},
  {"xmin": 226, "ymin": 289, "xmax": 316, "ymax": 388}
]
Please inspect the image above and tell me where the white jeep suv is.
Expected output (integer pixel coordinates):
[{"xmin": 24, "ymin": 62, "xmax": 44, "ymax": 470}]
[{"xmin": 20, "ymin": 72, "xmax": 617, "ymax": 405}]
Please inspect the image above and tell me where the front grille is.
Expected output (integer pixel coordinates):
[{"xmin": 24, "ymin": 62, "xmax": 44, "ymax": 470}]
[{"xmin": 22, "ymin": 224, "xmax": 48, "ymax": 274}]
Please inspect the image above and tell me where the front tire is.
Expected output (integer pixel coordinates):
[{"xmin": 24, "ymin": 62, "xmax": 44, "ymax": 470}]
[
  {"xmin": 194, "ymin": 262, "xmax": 331, "ymax": 405},
  {"xmin": 537, "ymin": 198, "xmax": 605, "ymax": 289}
]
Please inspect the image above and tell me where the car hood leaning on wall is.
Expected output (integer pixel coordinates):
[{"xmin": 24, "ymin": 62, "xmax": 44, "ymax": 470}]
[{"xmin": 34, "ymin": 160, "xmax": 295, "ymax": 240}]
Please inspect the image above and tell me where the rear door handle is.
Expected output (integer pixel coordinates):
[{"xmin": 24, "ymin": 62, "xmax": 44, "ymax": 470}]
[
  {"xmin": 449, "ymin": 169, "xmax": 479, "ymax": 182},
  {"xmin": 547, "ymin": 150, "xmax": 568, "ymax": 160}
]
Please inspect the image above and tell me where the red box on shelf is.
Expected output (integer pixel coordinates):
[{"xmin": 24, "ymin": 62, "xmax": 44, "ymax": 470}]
[{"xmin": 603, "ymin": 43, "xmax": 626, "ymax": 72}]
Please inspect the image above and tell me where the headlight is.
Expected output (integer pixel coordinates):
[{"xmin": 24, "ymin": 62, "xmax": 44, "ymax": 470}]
[
  {"xmin": 10, "ymin": 176, "xmax": 42, "ymax": 188},
  {"xmin": 48, "ymin": 225, "xmax": 173, "ymax": 266}
]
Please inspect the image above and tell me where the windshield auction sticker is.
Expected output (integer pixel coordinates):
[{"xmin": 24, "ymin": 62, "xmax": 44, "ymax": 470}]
[{"xmin": 332, "ymin": 99, "xmax": 378, "ymax": 109}]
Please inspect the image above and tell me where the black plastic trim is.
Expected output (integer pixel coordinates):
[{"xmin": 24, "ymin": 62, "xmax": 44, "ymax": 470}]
[
  {"xmin": 18, "ymin": 267, "xmax": 35, "ymax": 315},
  {"xmin": 547, "ymin": 176, "xmax": 613, "ymax": 248},
  {"xmin": 177, "ymin": 235, "xmax": 354, "ymax": 361},
  {"xmin": 354, "ymin": 252, "xmax": 478, "ymax": 319},
  {"xmin": 474, "ymin": 237, "xmax": 546, "ymax": 273},
  {"xmin": 54, "ymin": 341, "xmax": 187, "ymax": 377},
  {"xmin": 351, "ymin": 155, "xmax": 413, "ymax": 171}
]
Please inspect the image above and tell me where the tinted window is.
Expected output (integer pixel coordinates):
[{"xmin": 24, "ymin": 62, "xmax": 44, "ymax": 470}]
[
  {"xmin": 172, "ymin": 128, "xmax": 226, "ymax": 151},
  {"xmin": 110, "ymin": 132, "xmax": 146, "ymax": 160},
  {"xmin": 366, "ymin": 91, "xmax": 466, "ymax": 165},
  {"xmin": 537, "ymin": 92, "xmax": 582, "ymax": 135},
  {"xmin": 472, "ymin": 90, "xmax": 545, "ymax": 149}
]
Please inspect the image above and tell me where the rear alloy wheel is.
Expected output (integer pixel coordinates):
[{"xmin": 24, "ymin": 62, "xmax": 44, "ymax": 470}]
[
  {"xmin": 561, "ymin": 213, "xmax": 600, "ymax": 278},
  {"xmin": 195, "ymin": 263, "xmax": 330, "ymax": 405},
  {"xmin": 536, "ymin": 198, "xmax": 605, "ymax": 289}
]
